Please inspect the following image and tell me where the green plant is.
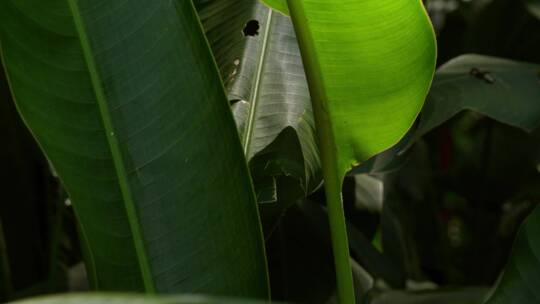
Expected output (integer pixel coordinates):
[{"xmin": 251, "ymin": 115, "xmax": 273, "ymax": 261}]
[
  {"xmin": 2, "ymin": 0, "xmax": 540, "ymax": 304},
  {"xmin": 261, "ymin": 1, "xmax": 436, "ymax": 302},
  {"xmin": 0, "ymin": 0, "xmax": 267, "ymax": 296}
]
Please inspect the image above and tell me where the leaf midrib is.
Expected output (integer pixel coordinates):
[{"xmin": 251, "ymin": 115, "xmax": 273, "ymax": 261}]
[
  {"xmin": 67, "ymin": 0, "xmax": 155, "ymax": 292},
  {"xmin": 242, "ymin": 8, "xmax": 274, "ymax": 157}
]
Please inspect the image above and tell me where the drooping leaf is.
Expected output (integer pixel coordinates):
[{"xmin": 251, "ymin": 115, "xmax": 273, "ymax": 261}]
[
  {"xmin": 0, "ymin": 0, "xmax": 267, "ymax": 297},
  {"xmin": 417, "ymin": 55, "xmax": 540, "ymax": 138},
  {"xmin": 11, "ymin": 294, "xmax": 267, "ymax": 304},
  {"xmin": 261, "ymin": 1, "xmax": 436, "ymax": 302},
  {"xmin": 486, "ymin": 206, "xmax": 540, "ymax": 304},
  {"xmin": 357, "ymin": 55, "xmax": 540, "ymax": 172},
  {"xmin": 195, "ymin": 0, "xmax": 321, "ymax": 202}
]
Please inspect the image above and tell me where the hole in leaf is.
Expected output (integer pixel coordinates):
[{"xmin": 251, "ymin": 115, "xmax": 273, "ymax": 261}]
[{"xmin": 243, "ymin": 20, "xmax": 260, "ymax": 36}]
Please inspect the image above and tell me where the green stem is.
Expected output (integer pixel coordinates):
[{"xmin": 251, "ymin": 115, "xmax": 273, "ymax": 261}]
[
  {"xmin": 285, "ymin": 1, "xmax": 355, "ymax": 303},
  {"xmin": 322, "ymin": 164, "xmax": 356, "ymax": 304}
]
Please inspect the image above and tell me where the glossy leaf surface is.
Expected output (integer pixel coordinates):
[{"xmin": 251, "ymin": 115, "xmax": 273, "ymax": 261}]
[
  {"xmin": 0, "ymin": 0, "xmax": 268, "ymax": 296},
  {"xmin": 282, "ymin": 0, "xmax": 436, "ymax": 178},
  {"xmin": 195, "ymin": 0, "xmax": 321, "ymax": 200}
]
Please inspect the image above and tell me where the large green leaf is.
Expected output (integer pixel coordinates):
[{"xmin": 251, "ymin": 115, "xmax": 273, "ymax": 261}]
[
  {"xmin": 195, "ymin": 0, "xmax": 321, "ymax": 201},
  {"xmin": 417, "ymin": 55, "xmax": 540, "ymax": 138},
  {"xmin": 280, "ymin": 0, "xmax": 436, "ymax": 176},
  {"xmin": 486, "ymin": 206, "xmax": 540, "ymax": 303},
  {"xmin": 259, "ymin": 1, "xmax": 436, "ymax": 302},
  {"xmin": 11, "ymin": 294, "xmax": 267, "ymax": 304},
  {"xmin": 0, "ymin": 0, "xmax": 267, "ymax": 297}
]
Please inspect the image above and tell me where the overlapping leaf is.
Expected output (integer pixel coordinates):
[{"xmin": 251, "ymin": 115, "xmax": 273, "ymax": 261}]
[
  {"xmin": 259, "ymin": 1, "xmax": 436, "ymax": 303},
  {"xmin": 195, "ymin": 0, "xmax": 321, "ymax": 202},
  {"xmin": 262, "ymin": 0, "xmax": 436, "ymax": 180},
  {"xmin": 0, "ymin": 0, "xmax": 267, "ymax": 296},
  {"xmin": 417, "ymin": 55, "xmax": 540, "ymax": 137}
]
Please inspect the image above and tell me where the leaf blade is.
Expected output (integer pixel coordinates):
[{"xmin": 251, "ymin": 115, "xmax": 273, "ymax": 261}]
[
  {"xmin": 418, "ymin": 54, "xmax": 540, "ymax": 137},
  {"xmin": 66, "ymin": 0, "xmax": 154, "ymax": 291},
  {"xmin": 196, "ymin": 0, "xmax": 321, "ymax": 199},
  {"xmin": 281, "ymin": 1, "xmax": 436, "ymax": 303},
  {"xmin": 286, "ymin": 0, "xmax": 437, "ymax": 177},
  {"xmin": 0, "ymin": 0, "xmax": 268, "ymax": 296}
]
